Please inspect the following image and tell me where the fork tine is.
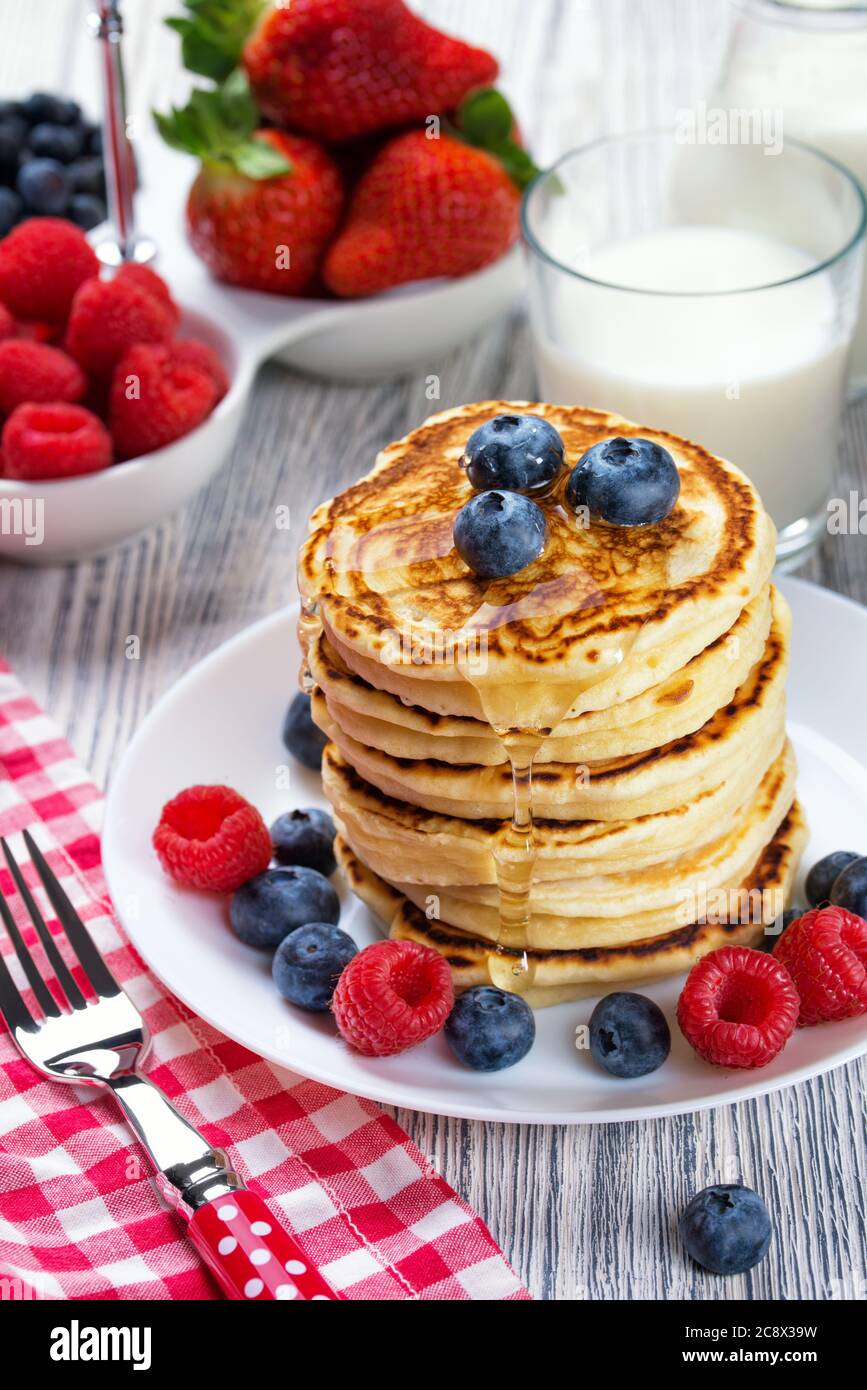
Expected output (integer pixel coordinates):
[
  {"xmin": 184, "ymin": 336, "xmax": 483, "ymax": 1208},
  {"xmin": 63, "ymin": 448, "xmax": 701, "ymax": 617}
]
[
  {"xmin": 22, "ymin": 830, "xmax": 119, "ymax": 999},
  {"xmin": 0, "ymin": 884, "xmax": 61, "ymax": 1019},
  {"xmin": 1, "ymin": 838, "xmax": 87, "ymax": 1011},
  {"xmin": 0, "ymin": 947, "xmax": 38, "ymax": 1035}
]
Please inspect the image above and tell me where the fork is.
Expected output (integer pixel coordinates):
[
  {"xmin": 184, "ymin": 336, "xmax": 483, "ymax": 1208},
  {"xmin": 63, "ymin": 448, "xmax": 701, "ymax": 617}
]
[{"xmin": 0, "ymin": 829, "xmax": 339, "ymax": 1301}]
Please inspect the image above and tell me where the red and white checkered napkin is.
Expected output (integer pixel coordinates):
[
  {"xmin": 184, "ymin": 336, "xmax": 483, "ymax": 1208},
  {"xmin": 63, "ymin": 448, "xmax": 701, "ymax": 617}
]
[{"xmin": 0, "ymin": 660, "xmax": 529, "ymax": 1302}]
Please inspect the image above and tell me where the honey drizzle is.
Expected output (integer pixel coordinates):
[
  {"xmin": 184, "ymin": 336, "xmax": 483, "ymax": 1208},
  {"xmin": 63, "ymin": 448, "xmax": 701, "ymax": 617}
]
[
  {"xmin": 488, "ymin": 739, "xmax": 540, "ymax": 991},
  {"xmin": 466, "ymin": 683, "xmax": 593, "ymax": 995},
  {"xmin": 298, "ymin": 595, "xmax": 322, "ymax": 694}
]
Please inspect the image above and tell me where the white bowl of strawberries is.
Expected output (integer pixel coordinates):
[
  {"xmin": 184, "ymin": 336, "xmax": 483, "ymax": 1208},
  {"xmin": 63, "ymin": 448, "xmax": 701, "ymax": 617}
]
[{"xmin": 154, "ymin": 1, "xmax": 533, "ymax": 368}]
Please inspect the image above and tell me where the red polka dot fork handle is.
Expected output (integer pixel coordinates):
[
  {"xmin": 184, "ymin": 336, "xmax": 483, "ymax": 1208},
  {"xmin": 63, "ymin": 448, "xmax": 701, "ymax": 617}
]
[{"xmin": 189, "ymin": 1188, "xmax": 341, "ymax": 1301}]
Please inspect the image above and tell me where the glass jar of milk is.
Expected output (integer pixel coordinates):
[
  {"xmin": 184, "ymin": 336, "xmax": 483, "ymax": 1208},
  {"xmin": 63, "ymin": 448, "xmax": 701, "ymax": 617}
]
[
  {"xmin": 713, "ymin": 0, "xmax": 867, "ymax": 395},
  {"xmin": 523, "ymin": 132, "xmax": 865, "ymax": 566}
]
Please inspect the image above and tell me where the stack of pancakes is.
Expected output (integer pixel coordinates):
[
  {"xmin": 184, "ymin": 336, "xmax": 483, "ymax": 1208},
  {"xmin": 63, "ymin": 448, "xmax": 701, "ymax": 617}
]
[{"xmin": 298, "ymin": 402, "xmax": 807, "ymax": 1008}]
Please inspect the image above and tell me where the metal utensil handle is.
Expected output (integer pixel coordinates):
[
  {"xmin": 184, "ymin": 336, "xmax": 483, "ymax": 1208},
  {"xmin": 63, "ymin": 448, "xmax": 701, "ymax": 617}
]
[
  {"xmin": 188, "ymin": 1189, "xmax": 341, "ymax": 1300},
  {"xmin": 90, "ymin": 0, "xmax": 138, "ymax": 261}
]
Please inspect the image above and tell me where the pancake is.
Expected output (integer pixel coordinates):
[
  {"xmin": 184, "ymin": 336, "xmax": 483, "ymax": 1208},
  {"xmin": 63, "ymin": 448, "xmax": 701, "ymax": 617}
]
[
  {"xmin": 312, "ymin": 591, "xmax": 789, "ymax": 820},
  {"xmin": 332, "ymin": 742, "xmax": 797, "ymax": 948},
  {"xmin": 299, "ymin": 401, "xmax": 777, "ymax": 730},
  {"xmin": 336, "ymin": 800, "xmax": 808, "ymax": 1005},
  {"xmin": 323, "ymin": 737, "xmax": 794, "ymax": 883},
  {"xmin": 299, "ymin": 399, "xmax": 805, "ymax": 1009},
  {"xmin": 311, "ymin": 586, "xmax": 774, "ymax": 764}
]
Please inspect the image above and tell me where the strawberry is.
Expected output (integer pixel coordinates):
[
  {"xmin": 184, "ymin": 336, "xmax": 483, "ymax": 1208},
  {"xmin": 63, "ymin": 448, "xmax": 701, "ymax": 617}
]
[
  {"xmin": 163, "ymin": 0, "xmax": 499, "ymax": 143},
  {"xmin": 243, "ymin": 0, "xmax": 499, "ymax": 142},
  {"xmin": 156, "ymin": 72, "xmax": 343, "ymax": 295},
  {"xmin": 323, "ymin": 91, "xmax": 536, "ymax": 298}
]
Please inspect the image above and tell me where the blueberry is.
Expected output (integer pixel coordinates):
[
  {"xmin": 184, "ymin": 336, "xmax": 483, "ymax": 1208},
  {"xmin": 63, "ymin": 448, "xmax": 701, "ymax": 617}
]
[
  {"xmin": 282, "ymin": 691, "xmax": 328, "ymax": 771},
  {"xmin": 761, "ymin": 906, "xmax": 804, "ymax": 951},
  {"xmin": 16, "ymin": 158, "xmax": 70, "ymax": 214},
  {"xmin": 461, "ymin": 413, "xmax": 565, "ymax": 496},
  {"xmin": 0, "ymin": 187, "xmax": 22, "ymax": 237},
  {"xmin": 0, "ymin": 123, "xmax": 25, "ymax": 185},
  {"xmin": 87, "ymin": 126, "xmax": 102, "ymax": 157},
  {"xmin": 68, "ymin": 156, "xmax": 105, "ymax": 196},
  {"xmin": 69, "ymin": 193, "xmax": 106, "ymax": 230},
  {"xmin": 806, "ymin": 850, "xmax": 859, "ymax": 907},
  {"xmin": 453, "ymin": 490, "xmax": 546, "ymax": 580},
  {"xmin": 830, "ymin": 855, "xmax": 867, "ymax": 918},
  {"xmin": 0, "ymin": 101, "xmax": 25, "ymax": 125},
  {"xmin": 679, "ymin": 1184, "xmax": 772, "ymax": 1275},
  {"xmin": 0, "ymin": 114, "xmax": 28, "ymax": 150},
  {"xmin": 271, "ymin": 807, "xmax": 336, "ymax": 876},
  {"xmin": 565, "ymin": 436, "xmax": 680, "ymax": 527},
  {"xmin": 230, "ymin": 866, "xmax": 339, "ymax": 949},
  {"xmin": 272, "ymin": 921, "xmax": 357, "ymax": 1011},
  {"xmin": 588, "ymin": 991, "xmax": 671, "ymax": 1078},
  {"xmin": 52, "ymin": 99, "xmax": 82, "ymax": 128},
  {"xmin": 27, "ymin": 122, "xmax": 83, "ymax": 163},
  {"xmin": 444, "ymin": 986, "xmax": 535, "ymax": 1070},
  {"xmin": 20, "ymin": 92, "xmax": 64, "ymax": 125}
]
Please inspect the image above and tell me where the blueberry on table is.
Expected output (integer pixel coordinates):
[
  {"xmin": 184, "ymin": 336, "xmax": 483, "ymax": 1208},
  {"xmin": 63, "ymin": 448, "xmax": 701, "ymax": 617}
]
[
  {"xmin": 271, "ymin": 807, "xmax": 336, "ymax": 876},
  {"xmin": 461, "ymin": 413, "xmax": 565, "ymax": 495},
  {"xmin": 230, "ymin": 866, "xmax": 339, "ymax": 949},
  {"xmin": 28, "ymin": 122, "xmax": 83, "ymax": 163},
  {"xmin": 16, "ymin": 158, "xmax": 70, "ymax": 215},
  {"xmin": 272, "ymin": 922, "xmax": 357, "ymax": 1011},
  {"xmin": 806, "ymin": 850, "xmax": 859, "ymax": 907},
  {"xmin": 588, "ymin": 991, "xmax": 671, "ymax": 1078},
  {"xmin": 830, "ymin": 855, "xmax": 867, "ymax": 918},
  {"xmin": 282, "ymin": 690, "xmax": 328, "ymax": 771},
  {"xmin": 566, "ymin": 436, "xmax": 680, "ymax": 526},
  {"xmin": 445, "ymin": 985, "xmax": 535, "ymax": 1070},
  {"xmin": 453, "ymin": 489, "xmax": 546, "ymax": 579},
  {"xmin": 679, "ymin": 1184, "xmax": 772, "ymax": 1275}
]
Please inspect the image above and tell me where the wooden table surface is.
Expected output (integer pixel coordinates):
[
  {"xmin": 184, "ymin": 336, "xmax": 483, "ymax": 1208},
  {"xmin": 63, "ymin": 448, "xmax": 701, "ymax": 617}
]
[{"xmin": 2, "ymin": 0, "xmax": 866, "ymax": 1301}]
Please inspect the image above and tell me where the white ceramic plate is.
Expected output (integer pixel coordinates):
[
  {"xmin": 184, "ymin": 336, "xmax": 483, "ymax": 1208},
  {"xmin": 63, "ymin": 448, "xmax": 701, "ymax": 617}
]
[{"xmin": 102, "ymin": 577, "xmax": 867, "ymax": 1124}]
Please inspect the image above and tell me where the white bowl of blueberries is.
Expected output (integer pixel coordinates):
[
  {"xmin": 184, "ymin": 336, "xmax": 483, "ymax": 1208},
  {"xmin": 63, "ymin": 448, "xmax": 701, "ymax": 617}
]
[{"xmin": 0, "ymin": 90, "xmax": 107, "ymax": 237}]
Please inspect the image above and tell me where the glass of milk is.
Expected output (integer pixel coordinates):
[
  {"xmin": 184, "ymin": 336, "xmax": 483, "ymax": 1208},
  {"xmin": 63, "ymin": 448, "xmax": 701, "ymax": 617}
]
[
  {"xmin": 713, "ymin": 0, "xmax": 867, "ymax": 396},
  {"xmin": 522, "ymin": 131, "xmax": 866, "ymax": 565}
]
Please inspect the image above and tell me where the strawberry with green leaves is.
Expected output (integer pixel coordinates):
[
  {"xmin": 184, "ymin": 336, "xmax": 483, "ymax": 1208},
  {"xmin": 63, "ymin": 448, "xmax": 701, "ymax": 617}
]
[
  {"xmin": 165, "ymin": 0, "xmax": 499, "ymax": 143},
  {"xmin": 324, "ymin": 89, "xmax": 537, "ymax": 298},
  {"xmin": 156, "ymin": 73, "xmax": 343, "ymax": 294}
]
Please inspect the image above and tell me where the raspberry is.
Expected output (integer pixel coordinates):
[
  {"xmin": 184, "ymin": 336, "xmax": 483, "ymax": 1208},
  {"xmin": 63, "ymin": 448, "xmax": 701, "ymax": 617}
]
[
  {"xmin": 153, "ymin": 784, "xmax": 272, "ymax": 893},
  {"xmin": 1, "ymin": 402, "xmax": 112, "ymax": 480},
  {"xmin": 171, "ymin": 339, "xmax": 230, "ymax": 401},
  {"xmin": 14, "ymin": 321, "xmax": 59, "ymax": 344},
  {"xmin": 66, "ymin": 276, "xmax": 175, "ymax": 376},
  {"xmin": 773, "ymin": 906, "xmax": 867, "ymax": 1025},
  {"xmin": 0, "ymin": 302, "xmax": 14, "ymax": 340},
  {"xmin": 677, "ymin": 946, "xmax": 799, "ymax": 1069},
  {"xmin": 108, "ymin": 343, "xmax": 218, "ymax": 460},
  {"xmin": 0, "ymin": 218, "xmax": 99, "ymax": 324},
  {"xmin": 331, "ymin": 939, "xmax": 454, "ymax": 1056},
  {"xmin": 0, "ymin": 340, "xmax": 86, "ymax": 415},
  {"xmin": 114, "ymin": 262, "xmax": 180, "ymax": 327}
]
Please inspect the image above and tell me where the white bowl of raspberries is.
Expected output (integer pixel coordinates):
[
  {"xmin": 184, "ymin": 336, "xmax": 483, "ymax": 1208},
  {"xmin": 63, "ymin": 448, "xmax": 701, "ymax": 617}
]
[{"xmin": 0, "ymin": 217, "xmax": 243, "ymax": 563}]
